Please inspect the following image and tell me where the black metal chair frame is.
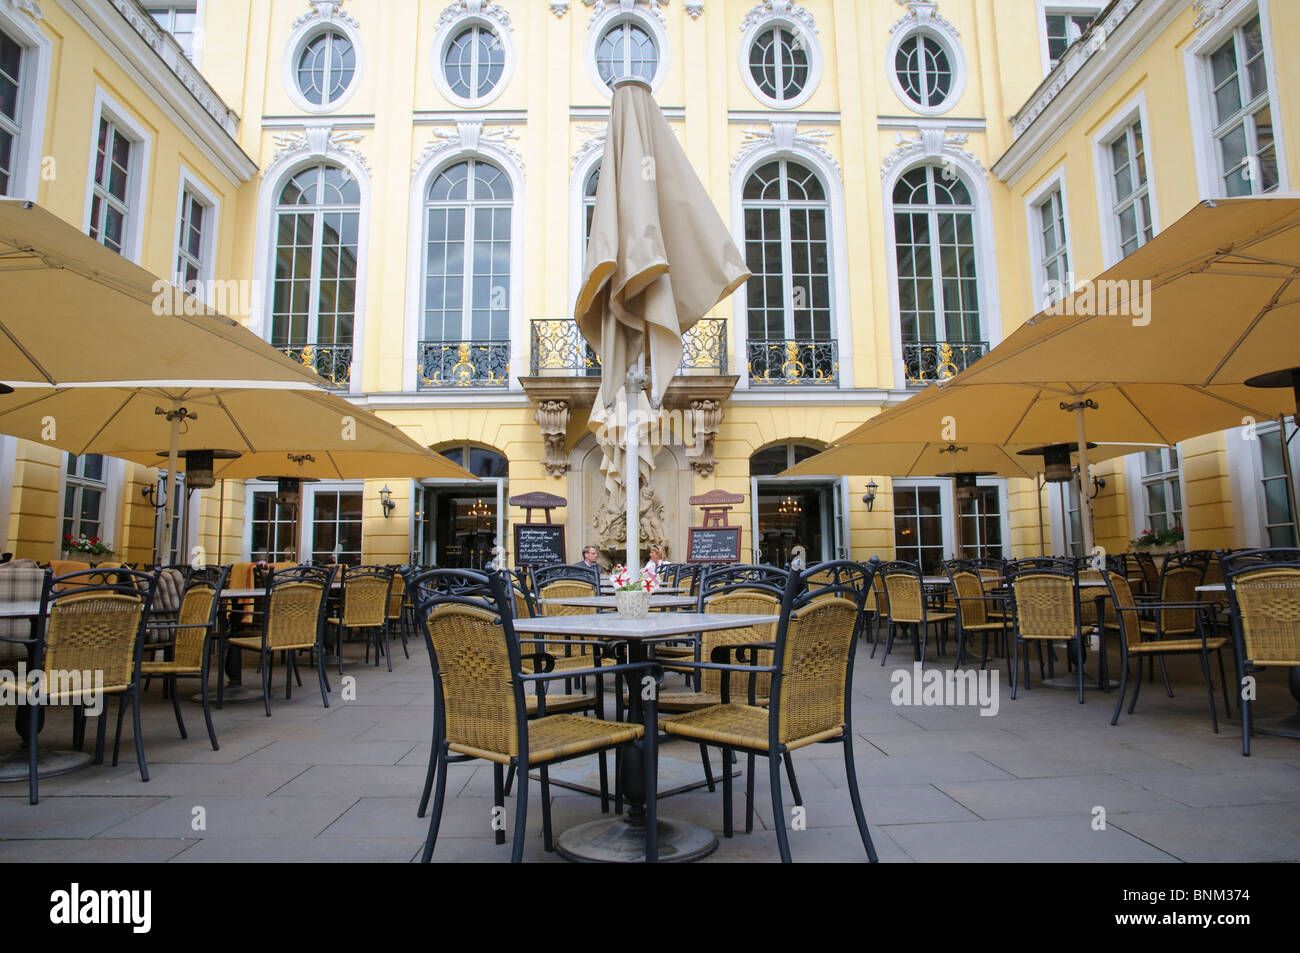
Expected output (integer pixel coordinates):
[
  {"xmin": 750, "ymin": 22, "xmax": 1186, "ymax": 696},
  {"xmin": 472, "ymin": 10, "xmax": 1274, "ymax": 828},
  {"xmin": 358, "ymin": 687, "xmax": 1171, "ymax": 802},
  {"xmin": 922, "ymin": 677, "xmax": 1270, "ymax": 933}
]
[
  {"xmin": 412, "ymin": 568, "xmax": 661, "ymax": 862},
  {"xmin": 1005, "ymin": 559, "xmax": 1085, "ymax": 702},
  {"xmin": 877, "ymin": 560, "xmax": 950, "ymax": 667},
  {"xmin": 942, "ymin": 558, "xmax": 1008, "ymax": 671},
  {"xmin": 331, "ymin": 564, "xmax": 397, "ymax": 672}
]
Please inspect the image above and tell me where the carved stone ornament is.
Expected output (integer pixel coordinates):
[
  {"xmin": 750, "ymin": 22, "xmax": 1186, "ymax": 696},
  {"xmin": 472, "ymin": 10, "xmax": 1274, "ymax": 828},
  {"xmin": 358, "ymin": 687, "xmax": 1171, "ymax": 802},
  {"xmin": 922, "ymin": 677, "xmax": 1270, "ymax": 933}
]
[
  {"xmin": 273, "ymin": 127, "xmax": 372, "ymax": 175},
  {"xmin": 293, "ymin": 0, "xmax": 360, "ymax": 30},
  {"xmin": 686, "ymin": 398, "xmax": 723, "ymax": 476},
  {"xmin": 2, "ymin": 1, "xmax": 42, "ymax": 20},
  {"xmin": 879, "ymin": 128, "xmax": 985, "ymax": 179},
  {"xmin": 592, "ymin": 478, "xmax": 669, "ymax": 553},
  {"xmin": 535, "ymin": 399, "xmax": 571, "ymax": 478},
  {"xmin": 732, "ymin": 121, "xmax": 840, "ymax": 178},
  {"xmin": 436, "ymin": 0, "xmax": 513, "ymax": 34},
  {"xmin": 583, "ymin": 0, "xmax": 666, "ymax": 28},
  {"xmin": 740, "ymin": 1, "xmax": 816, "ymax": 35},
  {"xmin": 413, "ymin": 122, "xmax": 523, "ymax": 175}
]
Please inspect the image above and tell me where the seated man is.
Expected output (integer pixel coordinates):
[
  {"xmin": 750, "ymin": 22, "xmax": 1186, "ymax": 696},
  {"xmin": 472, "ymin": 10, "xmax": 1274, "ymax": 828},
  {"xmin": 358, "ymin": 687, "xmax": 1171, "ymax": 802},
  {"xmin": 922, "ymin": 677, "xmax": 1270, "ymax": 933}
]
[{"xmin": 576, "ymin": 545, "xmax": 602, "ymax": 570}]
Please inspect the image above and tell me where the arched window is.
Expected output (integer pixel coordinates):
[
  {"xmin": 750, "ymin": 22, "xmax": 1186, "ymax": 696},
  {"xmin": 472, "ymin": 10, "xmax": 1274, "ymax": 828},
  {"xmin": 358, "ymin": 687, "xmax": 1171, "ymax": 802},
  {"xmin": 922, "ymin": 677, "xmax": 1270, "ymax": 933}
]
[
  {"xmin": 295, "ymin": 30, "xmax": 356, "ymax": 107},
  {"xmin": 892, "ymin": 164, "xmax": 982, "ymax": 385},
  {"xmin": 419, "ymin": 159, "xmax": 512, "ymax": 387},
  {"xmin": 595, "ymin": 19, "xmax": 657, "ymax": 87},
  {"xmin": 749, "ymin": 442, "xmax": 823, "ymax": 476},
  {"xmin": 271, "ymin": 163, "xmax": 360, "ymax": 388},
  {"xmin": 742, "ymin": 159, "xmax": 835, "ymax": 385},
  {"xmin": 581, "ymin": 162, "xmax": 600, "ymax": 248}
]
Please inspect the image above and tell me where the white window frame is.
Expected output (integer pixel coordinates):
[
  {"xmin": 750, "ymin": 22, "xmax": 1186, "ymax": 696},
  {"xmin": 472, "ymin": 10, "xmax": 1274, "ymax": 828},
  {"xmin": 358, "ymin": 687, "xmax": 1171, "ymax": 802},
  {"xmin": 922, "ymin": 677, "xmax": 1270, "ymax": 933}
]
[
  {"xmin": 961, "ymin": 477, "xmax": 1012, "ymax": 560},
  {"xmin": 0, "ymin": 4, "xmax": 50, "ymax": 202},
  {"xmin": 145, "ymin": 2, "xmax": 204, "ymax": 66},
  {"xmin": 82, "ymin": 89, "xmax": 151, "ymax": 264},
  {"xmin": 304, "ymin": 481, "xmax": 364, "ymax": 565},
  {"xmin": 432, "ymin": 13, "xmax": 513, "ymax": 108},
  {"xmin": 1024, "ymin": 167, "xmax": 1074, "ymax": 311},
  {"xmin": 282, "ymin": 16, "xmax": 364, "ymax": 115},
  {"xmin": 885, "ymin": 27, "xmax": 966, "ymax": 117},
  {"xmin": 1035, "ymin": 1, "xmax": 1104, "ymax": 75},
  {"xmin": 1047, "ymin": 473, "xmax": 1085, "ymax": 558},
  {"xmin": 569, "ymin": 153, "xmax": 602, "ymax": 312},
  {"xmin": 243, "ymin": 482, "xmax": 301, "ymax": 563},
  {"xmin": 738, "ymin": 13, "xmax": 823, "ymax": 110},
  {"xmin": 172, "ymin": 166, "xmax": 219, "ymax": 304},
  {"xmin": 890, "ymin": 478, "xmax": 957, "ymax": 569},
  {"xmin": 1090, "ymin": 92, "xmax": 1159, "ymax": 269},
  {"xmin": 56, "ymin": 454, "xmax": 124, "ymax": 554},
  {"xmin": 1123, "ymin": 449, "xmax": 1190, "ymax": 543},
  {"xmin": 585, "ymin": 7, "xmax": 669, "ymax": 100},
  {"xmin": 1183, "ymin": 0, "xmax": 1289, "ymax": 199}
]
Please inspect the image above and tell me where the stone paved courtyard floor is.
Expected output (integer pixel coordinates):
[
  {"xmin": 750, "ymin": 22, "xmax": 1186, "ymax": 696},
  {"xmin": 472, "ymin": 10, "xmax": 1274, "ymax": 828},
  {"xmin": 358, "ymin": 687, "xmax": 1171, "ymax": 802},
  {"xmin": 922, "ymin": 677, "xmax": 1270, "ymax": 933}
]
[{"xmin": 2, "ymin": 633, "xmax": 1298, "ymax": 863}]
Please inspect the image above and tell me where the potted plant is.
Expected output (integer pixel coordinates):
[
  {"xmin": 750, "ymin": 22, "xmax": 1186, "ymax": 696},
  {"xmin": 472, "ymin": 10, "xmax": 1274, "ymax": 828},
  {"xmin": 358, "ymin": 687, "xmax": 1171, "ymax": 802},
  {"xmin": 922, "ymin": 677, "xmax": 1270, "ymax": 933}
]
[
  {"xmin": 611, "ymin": 564, "xmax": 660, "ymax": 619},
  {"xmin": 62, "ymin": 534, "xmax": 115, "ymax": 565},
  {"xmin": 1130, "ymin": 525, "xmax": 1184, "ymax": 555}
]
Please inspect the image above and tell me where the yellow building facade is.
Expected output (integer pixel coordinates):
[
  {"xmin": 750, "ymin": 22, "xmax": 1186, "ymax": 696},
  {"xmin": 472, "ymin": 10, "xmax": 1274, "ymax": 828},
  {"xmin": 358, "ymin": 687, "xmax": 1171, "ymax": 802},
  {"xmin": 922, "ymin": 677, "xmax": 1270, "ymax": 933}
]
[{"xmin": 1, "ymin": 0, "xmax": 1296, "ymax": 573}]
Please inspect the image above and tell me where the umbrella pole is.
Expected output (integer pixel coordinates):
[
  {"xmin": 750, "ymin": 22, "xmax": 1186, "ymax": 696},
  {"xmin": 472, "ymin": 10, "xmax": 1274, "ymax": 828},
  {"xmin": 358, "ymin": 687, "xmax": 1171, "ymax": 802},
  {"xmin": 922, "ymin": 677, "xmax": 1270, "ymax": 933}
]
[
  {"xmin": 159, "ymin": 405, "xmax": 184, "ymax": 569},
  {"xmin": 1071, "ymin": 402, "xmax": 1096, "ymax": 555},
  {"xmin": 625, "ymin": 366, "xmax": 642, "ymax": 578},
  {"xmin": 1278, "ymin": 416, "xmax": 1299, "ymax": 541},
  {"xmin": 1038, "ymin": 476, "xmax": 1047, "ymax": 556},
  {"xmin": 215, "ymin": 480, "xmax": 224, "ymax": 566}
]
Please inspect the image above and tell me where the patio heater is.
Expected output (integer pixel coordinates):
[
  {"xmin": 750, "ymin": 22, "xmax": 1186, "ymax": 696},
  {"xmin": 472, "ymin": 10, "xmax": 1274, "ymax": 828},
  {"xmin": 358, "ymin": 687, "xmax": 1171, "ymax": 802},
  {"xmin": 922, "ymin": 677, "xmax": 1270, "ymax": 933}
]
[{"xmin": 152, "ymin": 448, "xmax": 241, "ymax": 566}]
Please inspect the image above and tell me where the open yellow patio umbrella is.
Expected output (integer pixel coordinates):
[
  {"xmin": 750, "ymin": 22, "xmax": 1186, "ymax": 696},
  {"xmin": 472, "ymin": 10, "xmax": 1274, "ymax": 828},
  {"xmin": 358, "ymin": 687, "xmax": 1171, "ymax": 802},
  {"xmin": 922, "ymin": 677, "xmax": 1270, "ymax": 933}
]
[{"xmin": 574, "ymin": 78, "xmax": 747, "ymax": 572}]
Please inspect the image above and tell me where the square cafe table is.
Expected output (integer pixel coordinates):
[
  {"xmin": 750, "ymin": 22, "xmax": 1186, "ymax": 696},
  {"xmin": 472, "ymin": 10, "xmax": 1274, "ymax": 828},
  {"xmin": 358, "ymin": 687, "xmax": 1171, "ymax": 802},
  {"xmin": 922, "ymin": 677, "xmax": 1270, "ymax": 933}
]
[
  {"xmin": 512, "ymin": 611, "xmax": 779, "ymax": 863},
  {"xmin": 537, "ymin": 595, "xmax": 698, "ymax": 610}
]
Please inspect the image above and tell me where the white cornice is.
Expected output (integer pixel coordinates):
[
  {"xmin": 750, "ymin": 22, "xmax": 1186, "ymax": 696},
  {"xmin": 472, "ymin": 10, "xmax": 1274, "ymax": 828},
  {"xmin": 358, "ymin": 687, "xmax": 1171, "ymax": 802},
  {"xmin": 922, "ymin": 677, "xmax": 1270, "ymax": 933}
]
[
  {"xmin": 57, "ymin": 0, "xmax": 256, "ymax": 184},
  {"xmin": 570, "ymin": 104, "xmax": 684, "ymax": 121},
  {"xmin": 731, "ymin": 121, "xmax": 840, "ymax": 178},
  {"xmin": 994, "ymin": 0, "xmax": 1186, "ymax": 186},
  {"xmin": 415, "ymin": 109, "xmax": 527, "ymax": 125},
  {"xmin": 729, "ymin": 109, "xmax": 839, "ymax": 125}
]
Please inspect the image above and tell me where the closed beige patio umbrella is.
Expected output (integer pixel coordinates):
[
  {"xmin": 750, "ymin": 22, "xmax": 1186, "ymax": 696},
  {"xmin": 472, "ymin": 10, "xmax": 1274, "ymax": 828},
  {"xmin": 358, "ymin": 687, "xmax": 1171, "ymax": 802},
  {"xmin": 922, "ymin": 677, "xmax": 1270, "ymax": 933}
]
[{"xmin": 575, "ymin": 78, "xmax": 747, "ymax": 573}]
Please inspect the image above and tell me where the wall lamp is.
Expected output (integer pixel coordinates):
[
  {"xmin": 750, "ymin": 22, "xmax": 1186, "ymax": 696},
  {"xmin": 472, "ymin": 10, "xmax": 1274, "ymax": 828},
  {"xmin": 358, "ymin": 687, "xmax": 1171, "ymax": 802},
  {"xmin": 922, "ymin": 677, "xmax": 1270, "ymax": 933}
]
[
  {"xmin": 862, "ymin": 479, "xmax": 878, "ymax": 512},
  {"xmin": 379, "ymin": 485, "xmax": 396, "ymax": 518}
]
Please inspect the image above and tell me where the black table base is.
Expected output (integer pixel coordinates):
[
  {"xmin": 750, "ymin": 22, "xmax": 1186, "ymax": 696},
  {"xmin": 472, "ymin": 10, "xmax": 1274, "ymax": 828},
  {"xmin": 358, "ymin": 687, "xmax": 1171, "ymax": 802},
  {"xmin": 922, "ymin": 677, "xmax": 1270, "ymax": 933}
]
[
  {"xmin": 0, "ymin": 745, "xmax": 92, "ymax": 782},
  {"xmin": 556, "ymin": 816, "xmax": 717, "ymax": 864}
]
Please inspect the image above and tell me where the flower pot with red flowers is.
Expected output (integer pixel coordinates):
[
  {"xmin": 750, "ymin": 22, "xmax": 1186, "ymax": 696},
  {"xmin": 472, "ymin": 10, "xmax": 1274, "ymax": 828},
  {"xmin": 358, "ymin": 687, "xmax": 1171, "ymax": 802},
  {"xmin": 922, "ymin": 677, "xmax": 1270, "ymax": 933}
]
[
  {"xmin": 1129, "ymin": 525, "xmax": 1184, "ymax": 556},
  {"xmin": 610, "ymin": 565, "xmax": 661, "ymax": 618},
  {"xmin": 62, "ymin": 534, "xmax": 115, "ymax": 564}
]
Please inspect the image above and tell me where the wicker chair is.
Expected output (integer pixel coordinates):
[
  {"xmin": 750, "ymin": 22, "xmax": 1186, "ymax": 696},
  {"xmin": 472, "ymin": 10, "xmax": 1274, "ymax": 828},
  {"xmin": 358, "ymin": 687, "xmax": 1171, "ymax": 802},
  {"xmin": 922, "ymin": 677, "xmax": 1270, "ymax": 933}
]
[
  {"xmin": 531, "ymin": 564, "xmax": 604, "ymax": 676},
  {"xmin": 327, "ymin": 565, "xmax": 395, "ymax": 673},
  {"xmin": 1219, "ymin": 549, "xmax": 1300, "ymax": 755},
  {"xmin": 662, "ymin": 559, "xmax": 879, "ymax": 863},
  {"xmin": 413, "ymin": 568, "xmax": 660, "ymax": 862},
  {"xmin": 224, "ymin": 565, "xmax": 335, "ymax": 716},
  {"xmin": 139, "ymin": 566, "xmax": 228, "ymax": 750},
  {"xmin": 387, "ymin": 569, "xmax": 411, "ymax": 661},
  {"xmin": 878, "ymin": 561, "xmax": 954, "ymax": 667},
  {"xmin": 1100, "ymin": 569, "xmax": 1229, "ymax": 730},
  {"xmin": 942, "ymin": 560, "xmax": 1007, "ymax": 670},
  {"xmin": 1007, "ymin": 558, "xmax": 1085, "ymax": 702},
  {"xmin": 8, "ymin": 569, "xmax": 158, "ymax": 804}
]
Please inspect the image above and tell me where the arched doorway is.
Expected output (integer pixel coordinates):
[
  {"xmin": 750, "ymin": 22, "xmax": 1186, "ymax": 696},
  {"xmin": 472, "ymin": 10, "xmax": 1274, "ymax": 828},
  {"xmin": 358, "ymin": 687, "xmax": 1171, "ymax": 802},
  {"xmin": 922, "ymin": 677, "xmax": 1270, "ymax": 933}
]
[
  {"xmin": 750, "ymin": 441, "xmax": 848, "ymax": 565},
  {"xmin": 417, "ymin": 442, "xmax": 508, "ymax": 568}
]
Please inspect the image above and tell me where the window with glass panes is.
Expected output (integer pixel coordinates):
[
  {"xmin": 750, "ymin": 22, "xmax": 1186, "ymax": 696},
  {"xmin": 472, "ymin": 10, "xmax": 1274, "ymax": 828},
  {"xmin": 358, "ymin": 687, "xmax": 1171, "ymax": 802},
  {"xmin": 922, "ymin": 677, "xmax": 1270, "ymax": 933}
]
[
  {"xmin": 176, "ymin": 190, "xmax": 207, "ymax": 292},
  {"xmin": 1044, "ymin": 10, "xmax": 1096, "ymax": 69},
  {"xmin": 156, "ymin": 472, "xmax": 186, "ymax": 565},
  {"xmin": 272, "ymin": 164, "xmax": 359, "ymax": 351},
  {"xmin": 63, "ymin": 454, "xmax": 106, "ymax": 543},
  {"xmin": 742, "ymin": 159, "xmax": 831, "ymax": 343},
  {"xmin": 748, "ymin": 26, "xmax": 809, "ymax": 104},
  {"xmin": 311, "ymin": 490, "xmax": 363, "ymax": 565},
  {"xmin": 146, "ymin": 5, "xmax": 197, "ymax": 60},
  {"xmin": 0, "ymin": 29, "xmax": 23, "ymax": 196},
  {"xmin": 1257, "ymin": 424, "xmax": 1296, "ymax": 546},
  {"xmin": 893, "ymin": 484, "xmax": 946, "ymax": 574},
  {"xmin": 1207, "ymin": 14, "xmax": 1277, "ymax": 196},
  {"xmin": 296, "ymin": 30, "xmax": 355, "ymax": 107},
  {"xmin": 250, "ymin": 491, "xmax": 297, "ymax": 563},
  {"xmin": 1062, "ymin": 476, "xmax": 1083, "ymax": 558},
  {"xmin": 893, "ymin": 165, "xmax": 980, "ymax": 350},
  {"xmin": 1141, "ymin": 448, "xmax": 1183, "ymax": 533},
  {"xmin": 423, "ymin": 159, "xmax": 511, "ymax": 344},
  {"xmin": 1037, "ymin": 187, "xmax": 1070, "ymax": 304},
  {"xmin": 595, "ymin": 20, "xmax": 657, "ymax": 88},
  {"xmin": 894, "ymin": 33, "xmax": 952, "ymax": 109},
  {"xmin": 444, "ymin": 24, "xmax": 504, "ymax": 102},
  {"xmin": 1107, "ymin": 119, "xmax": 1153, "ymax": 259},
  {"xmin": 88, "ymin": 117, "xmax": 133, "ymax": 255},
  {"xmin": 958, "ymin": 485, "xmax": 1004, "ymax": 560}
]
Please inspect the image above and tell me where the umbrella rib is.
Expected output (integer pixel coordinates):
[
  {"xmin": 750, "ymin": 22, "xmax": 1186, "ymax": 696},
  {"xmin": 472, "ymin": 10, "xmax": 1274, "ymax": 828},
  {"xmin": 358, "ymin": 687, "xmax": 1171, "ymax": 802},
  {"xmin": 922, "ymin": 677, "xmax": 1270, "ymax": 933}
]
[
  {"xmin": 1185, "ymin": 383, "xmax": 1293, "ymax": 421},
  {"xmin": 211, "ymin": 393, "xmax": 259, "ymax": 454},
  {"xmin": 1204, "ymin": 269, "xmax": 1298, "ymax": 385},
  {"xmin": 77, "ymin": 390, "xmax": 140, "ymax": 457},
  {"xmin": 0, "ymin": 319, "xmax": 56, "ymax": 384},
  {"xmin": 1002, "ymin": 389, "xmax": 1041, "ymax": 445},
  {"xmin": 324, "ymin": 451, "xmax": 344, "ymax": 480},
  {"xmin": 1113, "ymin": 386, "xmax": 1173, "ymax": 446}
]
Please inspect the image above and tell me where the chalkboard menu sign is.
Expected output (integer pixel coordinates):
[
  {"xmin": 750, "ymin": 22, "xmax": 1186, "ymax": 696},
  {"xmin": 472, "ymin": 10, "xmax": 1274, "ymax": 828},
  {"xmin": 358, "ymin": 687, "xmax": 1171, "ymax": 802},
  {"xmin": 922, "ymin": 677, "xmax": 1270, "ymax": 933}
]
[
  {"xmin": 513, "ymin": 524, "xmax": 567, "ymax": 566},
  {"xmin": 688, "ymin": 526, "xmax": 742, "ymax": 564}
]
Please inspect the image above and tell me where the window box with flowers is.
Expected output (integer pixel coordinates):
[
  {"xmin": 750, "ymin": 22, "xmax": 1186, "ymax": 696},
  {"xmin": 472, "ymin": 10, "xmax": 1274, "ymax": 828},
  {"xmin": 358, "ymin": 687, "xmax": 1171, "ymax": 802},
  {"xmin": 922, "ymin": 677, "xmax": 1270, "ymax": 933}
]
[
  {"xmin": 610, "ymin": 565, "xmax": 660, "ymax": 618},
  {"xmin": 1130, "ymin": 525, "xmax": 1184, "ymax": 555},
  {"xmin": 62, "ymin": 534, "xmax": 115, "ymax": 564}
]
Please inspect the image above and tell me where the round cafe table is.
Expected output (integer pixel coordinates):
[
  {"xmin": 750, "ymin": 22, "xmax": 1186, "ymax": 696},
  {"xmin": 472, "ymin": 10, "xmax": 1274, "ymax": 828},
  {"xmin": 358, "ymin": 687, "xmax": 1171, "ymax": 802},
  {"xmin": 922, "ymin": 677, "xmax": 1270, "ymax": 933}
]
[
  {"xmin": 1037, "ymin": 579, "xmax": 1118, "ymax": 691},
  {"xmin": 537, "ymin": 595, "xmax": 697, "ymax": 610},
  {"xmin": 0, "ymin": 601, "xmax": 94, "ymax": 783},
  {"xmin": 512, "ymin": 610, "xmax": 780, "ymax": 863}
]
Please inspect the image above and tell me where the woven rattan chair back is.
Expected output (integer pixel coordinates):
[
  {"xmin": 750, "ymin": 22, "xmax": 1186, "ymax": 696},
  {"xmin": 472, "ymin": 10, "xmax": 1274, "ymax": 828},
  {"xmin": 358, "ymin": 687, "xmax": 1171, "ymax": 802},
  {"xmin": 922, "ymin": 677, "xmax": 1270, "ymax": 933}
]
[
  {"xmin": 1136, "ymin": 552, "xmax": 1160, "ymax": 592},
  {"xmin": 424, "ymin": 602, "xmax": 520, "ymax": 761},
  {"xmin": 1158, "ymin": 566, "xmax": 1202, "ymax": 633},
  {"xmin": 172, "ymin": 579, "xmax": 219, "ymax": 668},
  {"xmin": 950, "ymin": 570, "xmax": 988, "ymax": 626},
  {"xmin": 1228, "ymin": 567, "xmax": 1300, "ymax": 664},
  {"xmin": 1011, "ymin": 572, "xmax": 1077, "ymax": 640},
  {"xmin": 699, "ymin": 564, "xmax": 789, "ymax": 598},
  {"xmin": 1102, "ymin": 571, "xmax": 1143, "ymax": 648},
  {"xmin": 263, "ymin": 566, "xmax": 334, "ymax": 651},
  {"xmin": 43, "ymin": 593, "xmax": 144, "ymax": 695},
  {"xmin": 341, "ymin": 567, "xmax": 392, "ymax": 628},
  {"xmin": 881, "ymin": 564, "xmax": 923, "ymax": 624},
  {"xmin": 537, "ymin": 580, "xmax": 596, "ymax": 617},
  {"xmin": 701, "ymin": 589, "xmax": 780, "ymax": 697},
  {"xmin": 388, "ymin": 571, "xmax": 406, "ymax": 621}
]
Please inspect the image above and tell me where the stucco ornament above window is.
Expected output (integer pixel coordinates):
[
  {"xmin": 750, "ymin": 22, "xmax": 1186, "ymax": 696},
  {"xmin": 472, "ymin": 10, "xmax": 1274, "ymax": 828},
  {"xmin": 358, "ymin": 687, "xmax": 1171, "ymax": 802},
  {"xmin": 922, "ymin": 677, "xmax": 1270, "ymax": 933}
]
[
  {"xmin": 550, "ymin": 2, "xmax": 569, "ymax": 17},
  {"xmin": 685, "ymin": 2, "xmax": 704, "ymax": 18},
  {"xmin": 890, "ymin": 0, "xmax": 958, "ymax": 39},
  {"xmin": 583, "ymin": 0, "xmax": 666, "ymax": 28},
  {"xmin": 436, "ymin": 0, "xmax": 513, "ymax": 34},
  {"xmin": 1192, "ymin": 0, "xmax": 1234, "ymax": 33},
  {"xmin": 741, "ymin": 1, "xmax": 816, "ymax": 35},
  {"xmin": 273, "ymin": 126, "xmax": 371, "ymax": 175},
  {"xmin": 293, "ymin": 0, "xmax": 359, "ymax": 31},
  {"xmin": 572, "ymin": 123, "xmax": 607, "ymax": 169},
  {"xmin": 879, "ymin": 128, "xmax": 985, "ymax": 179},
  {"xmin": 731, "ymin": 121, "xmax": 839, "ymax": 179},
  {"xmin": 412, "ymin": 122, "xmax": 523, "ymax": 175},
  {"xmin": 1, "ymin": 0, "xmax": 43, "ymax": 20}
]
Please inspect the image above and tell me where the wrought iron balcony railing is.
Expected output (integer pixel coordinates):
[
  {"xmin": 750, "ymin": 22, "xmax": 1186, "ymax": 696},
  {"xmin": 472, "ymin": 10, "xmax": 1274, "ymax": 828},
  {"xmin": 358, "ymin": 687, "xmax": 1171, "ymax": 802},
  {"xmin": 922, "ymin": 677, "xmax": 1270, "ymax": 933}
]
[
  {"xmin": 527, "ymin": 318, "xmax": 727, "ymax": 376},
  {"xmin": 276, "ymin": 342, "xmax": 352, "ymax": 389},
  {"xmin": 418, "ymin": 340, "xmax": 511, "ymax": 388},
  {"xmin": 747, "ymin": 338, "xmax": 838, "ymax": 386},
  {"xmin": 902, "ymin": 340, "xmax": 989, "ymax": 388}
]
